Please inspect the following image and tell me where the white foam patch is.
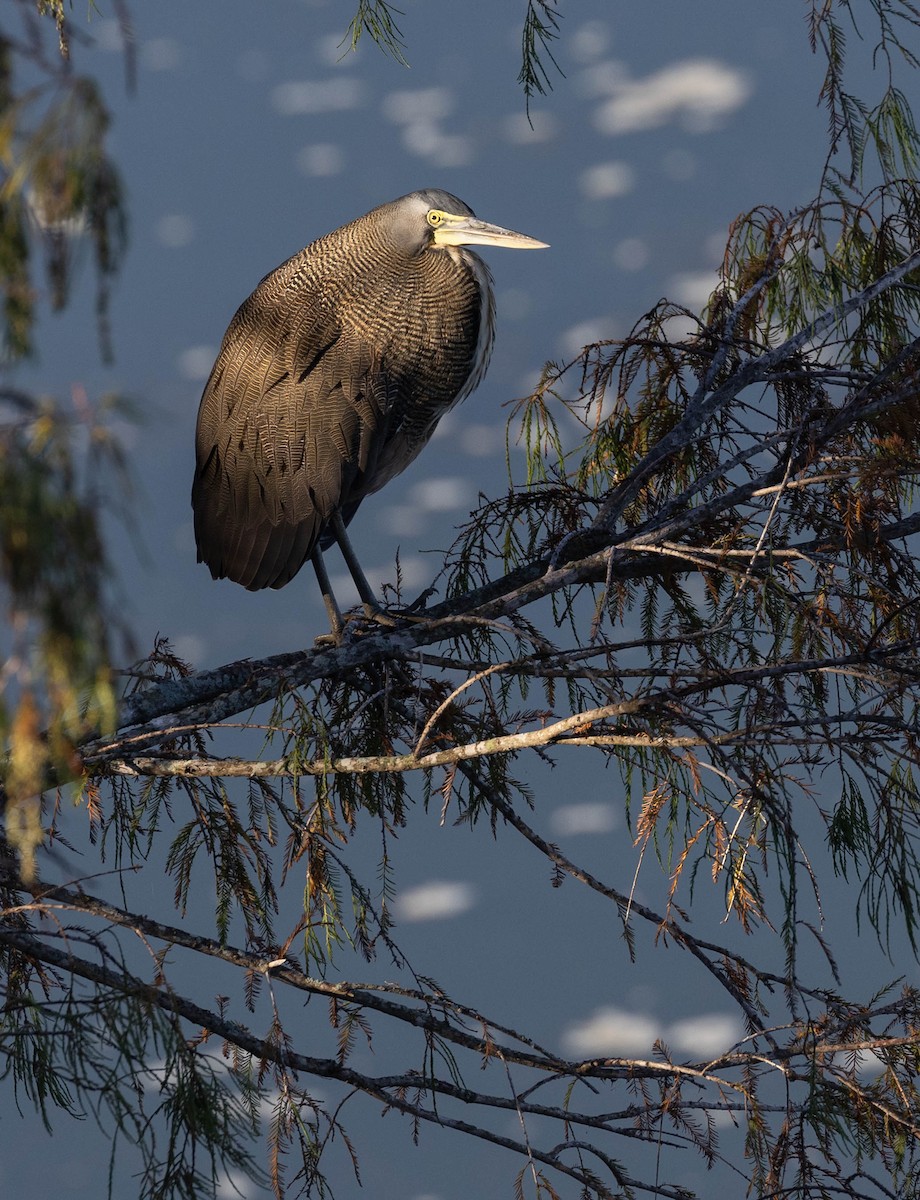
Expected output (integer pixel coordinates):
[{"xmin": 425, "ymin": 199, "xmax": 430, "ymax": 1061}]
[
  {"xmin": 425, "ymin": 134, "xmax": 474, "ymax": 168},
  {"xmin": 569, "ymin": 22, "xmax": 613, "ymax": 63},
  {"xmin": 660, "ymin": 312, "xmax": 700, "ymax": 342},
  {"xmin": 550, "ymin": 803, "xmax": 619, "ymax": 835},
  {"xmin": 577, "ymin": 60, "xmax": 630, "ymax": 99},
  {"xmin": 316, "ymin": 33, "xmax": 359, "ymax": 67},
  {"xmin": 330, "ymin": 555, "xmax": 428, "ymax": 602},
  {"xmin": 271, "ymin": 78, "xmax": 363, "ymax": 115},
  {"xmin": 559, "ymin": 317, "xmax": 614, "ymax": 359},
  {"xmin": 502, "ymin": 111, "xmax": 561, "ymax": 144},
  {"xmin": 409, "ymin": 478, "xmax": 472, "ymax": 512},
  {"xmin": 562, "ymin": 1006, "xmax": 662, "ymax": 1056},
  {"xmin": 376, "ymin": 504, "xmax": 428, "ymax": 538},
  {"xmin": 667, "ymin": 1014, "xmax": 742, "ymax": 1058},
  {"xmin": 458, "ymin": 422, "xmax": 506, "ymax": 458},
  {"xmin": 594, "ymin": 59, "xmax": 751, "ymax": 135},
  {"xmin": 395, "ymin": 881, "xmax": 477, "ymax": 922},
  {"xmin": 668, "ymin": 270, "xmax": 718, "ymax": 308},
  {"xmin": 400, "ymin": 123, "xmax": 474, "ymax": 166},
  {"xmin": 580, "ymin": 161, "xmax": 636, "ymax": 199},
  {"xmin": 217, "ymin": 1170, "xmax": 260, "ymax": 1199},
  {"xmin": 856, "ymin": 1050, "xmax": 886, "ymax": 1078},
  {"xmin": 170, "ymin": 635, "xmax": 205, "ymax": 670},
  {"xmin": 383, "ymin": 87, "xmax": 455, "ymax": 124}
]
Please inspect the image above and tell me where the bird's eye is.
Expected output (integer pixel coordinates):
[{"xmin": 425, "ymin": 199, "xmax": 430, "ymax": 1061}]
[{"xmin": 427, "ymin": 210, "xmax": 445, "ymax": 228}]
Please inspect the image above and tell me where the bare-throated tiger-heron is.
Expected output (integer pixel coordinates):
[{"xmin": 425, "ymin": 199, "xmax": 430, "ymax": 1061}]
[{"xmin": 192, "ymin": 188, "xmax": 548, "ymax": 634}]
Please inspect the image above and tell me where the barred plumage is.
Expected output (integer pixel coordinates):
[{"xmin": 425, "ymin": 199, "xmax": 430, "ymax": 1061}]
[{"xmin": 192, "ymin": 188, "xmax": 547, "ymax": 630}]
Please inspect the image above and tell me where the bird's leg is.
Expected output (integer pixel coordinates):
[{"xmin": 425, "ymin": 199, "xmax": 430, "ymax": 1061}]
[
  {"xmin": 310, "ymin": 546, "xmax": 345, "ymax": 641},
  {"xmin": 328, "ymin": 511, "xmax": 399, "ymax": 626}
]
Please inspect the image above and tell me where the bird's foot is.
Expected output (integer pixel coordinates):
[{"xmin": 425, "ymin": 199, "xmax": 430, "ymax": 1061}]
[
  {"xmin": 312, "ymin": 605, "xmax": 399, "ymax": 646},
  {"xmin": 361, "ymin": 601, "xmax": 402, "ymax": 627},
  {"xmin": 313, "ymin": 594, "xmax": 437, "ymax": 646},
  {"xmin": 400, "ymin": 584, "xmax": 438, "ymax": 615},
  {"xmin": 313, "ymin": 629, "xmax": 342, "ymax": 647},
  {"xmin": 365, "ymin": 601, "xmax": 438, "ymax": 628}
]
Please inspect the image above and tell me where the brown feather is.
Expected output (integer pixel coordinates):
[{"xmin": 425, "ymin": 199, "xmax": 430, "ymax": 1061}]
[{"xmin": 192, "ymin": 191, "xmax": 493, "ymax": 591}]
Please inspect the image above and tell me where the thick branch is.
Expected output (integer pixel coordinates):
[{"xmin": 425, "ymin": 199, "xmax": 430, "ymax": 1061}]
[{"xmin": 91, "ymin": 639, "xmax": 913, "ymax": 776}]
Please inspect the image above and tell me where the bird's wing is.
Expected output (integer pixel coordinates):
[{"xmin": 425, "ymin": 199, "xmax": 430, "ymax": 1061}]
[{"xmin": 192, "ymin": 283, "xmax": 393, "ymax": 591}]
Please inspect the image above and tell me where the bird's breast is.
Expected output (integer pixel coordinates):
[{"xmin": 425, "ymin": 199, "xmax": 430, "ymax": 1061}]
[
  {"xmin": 324, "ymin": 247, "xmax": 495, "ymax": 498},
  {"xmin": 329, "ymin": 249, "xmax": 487, "ymax": 393}
]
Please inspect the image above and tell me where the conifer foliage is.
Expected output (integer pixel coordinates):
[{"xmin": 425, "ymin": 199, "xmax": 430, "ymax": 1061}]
[{"xmin": 3, "ymin": 3, "xmax": 920, "ymax": 1197}]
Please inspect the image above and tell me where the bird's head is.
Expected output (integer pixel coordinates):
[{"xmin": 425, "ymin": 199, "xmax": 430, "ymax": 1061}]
[{"xmin": 375, "ymin": 189, "xmax": 549, "ymax": 260}]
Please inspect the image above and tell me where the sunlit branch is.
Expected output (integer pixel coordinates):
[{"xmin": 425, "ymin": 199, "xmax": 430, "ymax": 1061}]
[{"xmin": 89, "ymin": 633, "xmax": 916, "ymax": 775}]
